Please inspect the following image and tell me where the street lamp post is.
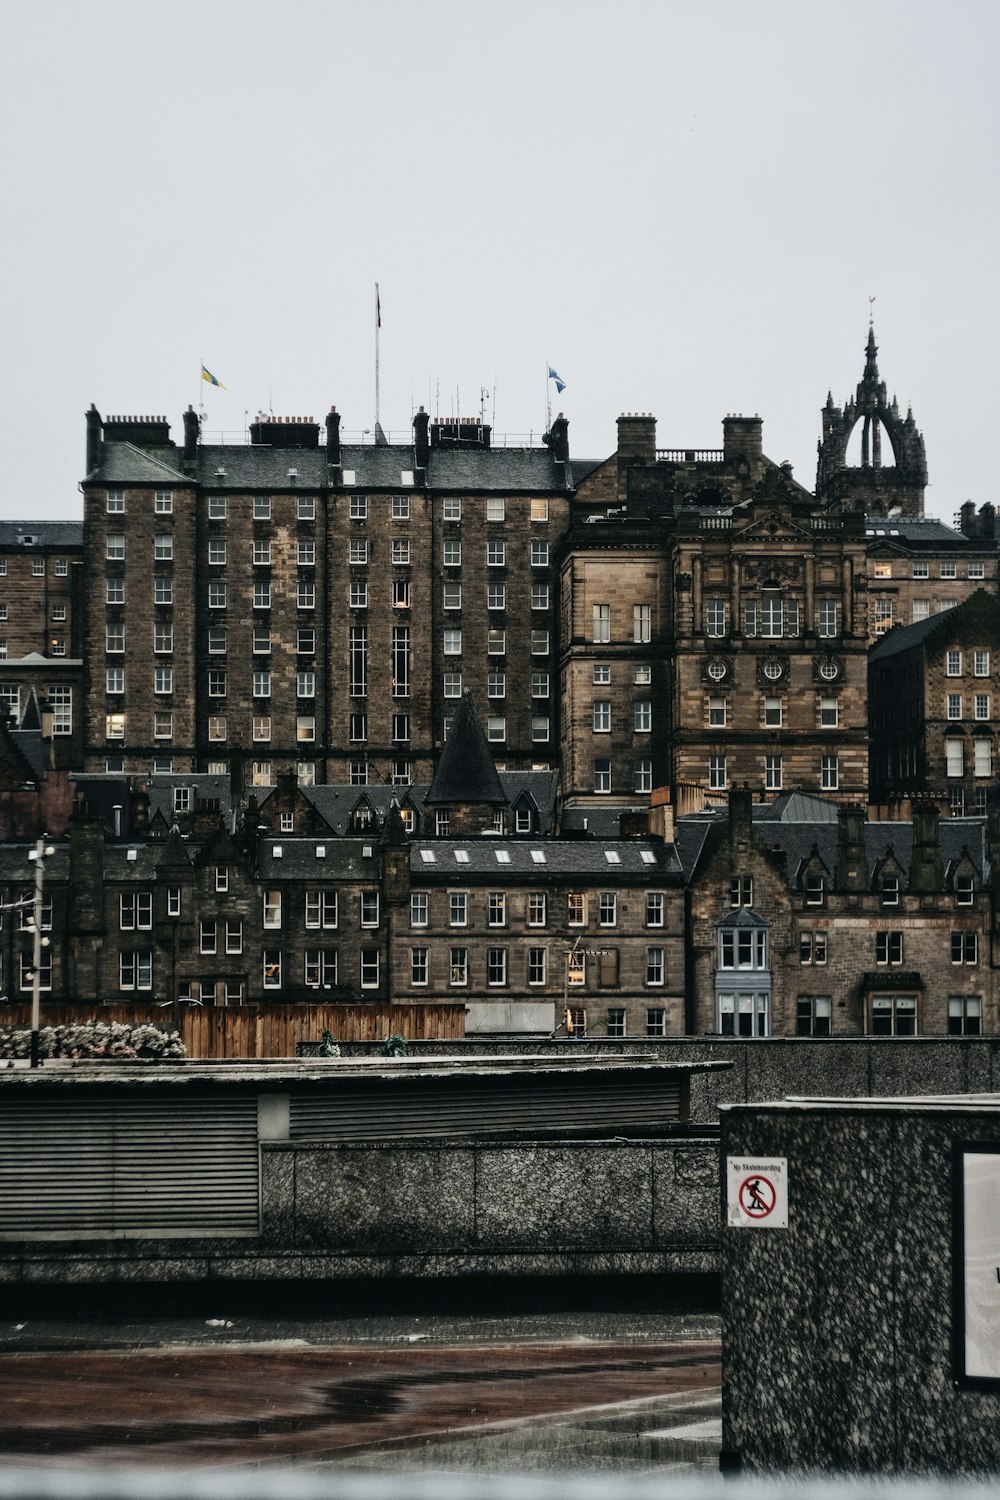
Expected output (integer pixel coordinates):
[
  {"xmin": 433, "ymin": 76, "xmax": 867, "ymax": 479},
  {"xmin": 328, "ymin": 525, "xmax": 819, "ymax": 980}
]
[{"xmin": 27, "ymin": 838, "xmax": 54, "ymax": 1070}]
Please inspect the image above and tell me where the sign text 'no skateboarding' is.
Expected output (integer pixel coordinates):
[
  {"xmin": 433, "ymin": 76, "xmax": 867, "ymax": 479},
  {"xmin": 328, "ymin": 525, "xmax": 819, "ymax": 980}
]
[{"xmin": 727, "ymin": 1157, "xmax": 788, "ymax": 1229}]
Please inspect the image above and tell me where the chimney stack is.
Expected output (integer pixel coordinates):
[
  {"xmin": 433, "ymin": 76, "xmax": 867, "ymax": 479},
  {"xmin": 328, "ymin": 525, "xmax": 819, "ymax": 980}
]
[
  {"xmin": 326, "ymin": 405, "xmax": 341, "ymax": 467},
  {"xmin": 183, "ymin": 405, "xmax": 200, "ymax": 465},
  {"xmin": 85, "ymin": 404, "xmax": 102, "ymax": 475},
  {"xmin": 544, "ymin": 412, "xmax": 570, "ymax": 464},
  {"xmin": 413, "ymin": 406, "xmax": 430, "ymax": 470}
]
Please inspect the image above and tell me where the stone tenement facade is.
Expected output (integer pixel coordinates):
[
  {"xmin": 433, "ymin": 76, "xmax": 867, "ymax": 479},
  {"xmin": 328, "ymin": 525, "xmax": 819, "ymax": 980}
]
[
  {"xmin": 0, "ymin": 522, "xmax": 83, "ymax": 767},
  {"xmin": 80, "ymin": 406, "xmax": 572, "ymax": 784},
  {"xmin": 0, "ymin": 324, "xmax": 994, "ymax": 815},
  {"xmin": 5, "ymin": 725, "xmax": 1000, "ymax": 1038},
  {"xmin": 869, "ymin": 589, "xmax": 1000, "ymax": 813}
]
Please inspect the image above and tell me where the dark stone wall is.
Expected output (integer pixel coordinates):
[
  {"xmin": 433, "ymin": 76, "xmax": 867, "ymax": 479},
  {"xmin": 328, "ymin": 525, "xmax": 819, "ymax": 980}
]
[{"xmin": 721, "ymin": 1100, "xmax": 1000, "ymax": 1474}]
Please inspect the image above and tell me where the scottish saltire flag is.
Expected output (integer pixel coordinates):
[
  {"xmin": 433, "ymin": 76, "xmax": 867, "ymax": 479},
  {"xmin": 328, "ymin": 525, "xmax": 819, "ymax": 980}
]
[
  {"xmin": 547, "ymin": 366, "xmax": 566, "ymax": 394},
  {"xmin": 201, "ymin": 364, "xmax": 225, "ymax": 389}
]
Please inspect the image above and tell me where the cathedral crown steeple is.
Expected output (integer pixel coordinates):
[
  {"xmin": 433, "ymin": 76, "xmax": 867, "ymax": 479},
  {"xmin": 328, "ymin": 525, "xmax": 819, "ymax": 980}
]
[{"xmin": 815, "ymin": 325, "xmax": 927, "ymax": 518}]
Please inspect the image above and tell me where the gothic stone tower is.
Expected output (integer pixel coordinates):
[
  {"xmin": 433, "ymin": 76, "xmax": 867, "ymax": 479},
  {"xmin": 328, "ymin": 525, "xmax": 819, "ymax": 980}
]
[{"xmin": 816, "ymin": 326, "xmax": 928, "ymax": 518}]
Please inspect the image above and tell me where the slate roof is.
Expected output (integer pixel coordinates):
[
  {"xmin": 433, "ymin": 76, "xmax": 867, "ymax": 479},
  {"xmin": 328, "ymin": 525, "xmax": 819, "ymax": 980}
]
[
  {"xmin": 0, "ymin": 521, "xmax": 83, "ymax": 547},
  {"xmin": 89, "ymin": 437, "xmax": 576, "ymax": 495},
  {"xmin": 754, "ymin": 791, "xmax": 841, "ymax": 823},
  {"xmin": 190, "ymin": 441, "xmax": 573, "ymax": 495},
  {"xmin": 88, "ymin": 443, "xmax": 187, "ymax": 485},
  {"xmin": 864, "ymin": 517, "xmax": 969, "ymax": 543},
  {"xmin": 869, "ymin": 589, "xmax": 997, "ymax": 663},
  {"xmin": 409, "ymin": 838, "xmax": 681, "ymax": 880},
  {"xmin": 302, "ymin": 771, "xmax": 558, "ymax": 836},
  {"xmin": 146, "ymin": 775, "xmax": 233, "ymax": 823},
  {"xmin": 560, "ymin": 805, "xmax": 649, "ymax": 837},
  {"xmin": 426, "ymin": 448, "xmax": 571, "ymax": 493},
  {"xmin": 304, "ymin": 784, "xmax": 427, "ymax": 835},
  {"xmin": 257, "ymin": 838, "xmax": 379, "ymax": 880},
  {"xmin": 748, "ymin": 817, "xmax": 989, "ymax": 888}
]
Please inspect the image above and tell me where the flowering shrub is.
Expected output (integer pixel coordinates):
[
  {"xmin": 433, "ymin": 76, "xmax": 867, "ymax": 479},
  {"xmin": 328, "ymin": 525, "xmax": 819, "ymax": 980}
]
[{"xmin": 0, "ymin": 1021, "xmax": 186, "ymax": 1061}]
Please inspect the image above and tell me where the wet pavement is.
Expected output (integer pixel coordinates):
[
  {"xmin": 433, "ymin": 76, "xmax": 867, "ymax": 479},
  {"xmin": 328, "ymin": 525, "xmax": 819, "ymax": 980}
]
[{"xmin": 0, "ymin": 1312, "xmax": 721, "ymax": 1475}]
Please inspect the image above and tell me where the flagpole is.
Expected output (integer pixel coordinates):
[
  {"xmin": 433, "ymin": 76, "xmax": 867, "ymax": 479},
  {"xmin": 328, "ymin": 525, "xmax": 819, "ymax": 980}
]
[
  {"xmin": 375, "ymin": 283, "xmax": 380, "ymax": 432},
  {"xmin": 545, "ymin": 362, "xmax": 551, "ymax": 432}
]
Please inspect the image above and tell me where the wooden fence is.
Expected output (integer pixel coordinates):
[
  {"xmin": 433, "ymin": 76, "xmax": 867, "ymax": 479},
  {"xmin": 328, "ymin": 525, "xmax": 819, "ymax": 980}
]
[{"xmin": 1, "ymin": 1003, "xmax": 467, "ymax": 1060}]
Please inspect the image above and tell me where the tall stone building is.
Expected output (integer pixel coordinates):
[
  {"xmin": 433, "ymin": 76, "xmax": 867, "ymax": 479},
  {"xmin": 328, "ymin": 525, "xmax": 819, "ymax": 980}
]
[
  {"xmin": 561, "ymin": 413, "xmax": 870, "ymax": 805},
  {"xmin": 79, "ymin": 406, "xmax": 573, "ymax": 781}
]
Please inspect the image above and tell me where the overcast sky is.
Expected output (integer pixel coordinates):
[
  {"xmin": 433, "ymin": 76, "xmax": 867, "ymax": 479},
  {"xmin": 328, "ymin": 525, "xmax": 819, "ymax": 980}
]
[{"xmin": 2, "ymin": 0, "xmax": 997, "ymax": 523}]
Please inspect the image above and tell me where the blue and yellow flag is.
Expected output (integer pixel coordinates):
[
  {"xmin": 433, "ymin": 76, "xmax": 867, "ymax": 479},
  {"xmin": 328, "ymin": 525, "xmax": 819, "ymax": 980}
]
[{"xmin": 201, "ymin": 364, "xmax": 225, "ymax": 389}]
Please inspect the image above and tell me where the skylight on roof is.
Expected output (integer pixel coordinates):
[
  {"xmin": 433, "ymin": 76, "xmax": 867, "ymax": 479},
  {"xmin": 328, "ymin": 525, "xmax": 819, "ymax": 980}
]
[
  {"xmin": 530, "ymin": 849, "xmax": 547, "ymax": 863},
  {"xmin": 454, "ymin": 850, "xmax": 470, "ymax": 863},
  {"xmin": 126, "ymin": 848, "xmax": 137, "ymax": 861},
  {"xmin": 494, "ymin": 850, "xmax": 510, "ymax": 863},
  {"xmin": 604, "ymin": 850, "xmax": 621, "ymax": 863},
  {"xmin": 273, "ymin": 845, "xmax": 283, "ymax": 858},
  {"xmin": 640, "ymin": 849, "xmax": 656, "ymax": 864},
  {"xmin": 419, "ymin": 849, "xmax": 436, "ymax": 863}
]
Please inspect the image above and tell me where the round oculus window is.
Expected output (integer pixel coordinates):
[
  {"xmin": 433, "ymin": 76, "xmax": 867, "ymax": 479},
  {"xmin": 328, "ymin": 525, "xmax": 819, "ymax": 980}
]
[
  {"xmin": 707, "ymin": 659, "xmax": 727, "ymax": 681},
  {"xmin": 819, "ymin": 659, "xmax": 839, "ymax": 681},
  {"xmin": 763, "ymin": 660, "xmax": 783, "ymax": 681}
]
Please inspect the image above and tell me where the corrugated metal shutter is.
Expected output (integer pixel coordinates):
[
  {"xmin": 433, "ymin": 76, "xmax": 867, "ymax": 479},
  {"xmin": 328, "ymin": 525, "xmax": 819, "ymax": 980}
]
[
  {"xmin": 290, "ymin": 1072, "xmax": 683, "ymax": 1143},
  {"xmin": 0, "ymin": 1093, "xmax": 259, "ymax": 1239}
]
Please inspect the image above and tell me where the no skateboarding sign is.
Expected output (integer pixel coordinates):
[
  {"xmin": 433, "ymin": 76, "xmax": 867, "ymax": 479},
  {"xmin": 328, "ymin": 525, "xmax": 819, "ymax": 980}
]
[{"xmin": 727, "ymin": 1157, "xmax": 788, "ymax": 1228}]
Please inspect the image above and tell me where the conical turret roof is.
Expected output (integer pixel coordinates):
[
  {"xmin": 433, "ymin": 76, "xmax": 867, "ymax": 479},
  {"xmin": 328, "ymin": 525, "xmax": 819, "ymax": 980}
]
[{"xmin": 425, "ymin": 694, "xmax": 508, "ymax": 807}]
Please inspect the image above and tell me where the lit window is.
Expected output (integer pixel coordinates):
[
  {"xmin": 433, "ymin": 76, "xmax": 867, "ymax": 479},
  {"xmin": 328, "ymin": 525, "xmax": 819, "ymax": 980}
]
[{"xmin": 449, "ymin": 947, "xmax": 467, "ymax": 985}]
